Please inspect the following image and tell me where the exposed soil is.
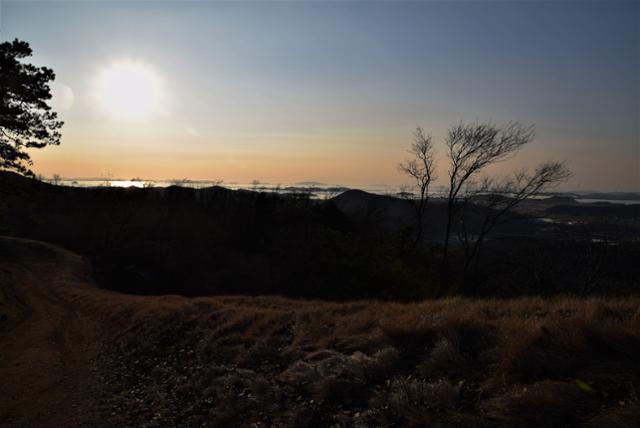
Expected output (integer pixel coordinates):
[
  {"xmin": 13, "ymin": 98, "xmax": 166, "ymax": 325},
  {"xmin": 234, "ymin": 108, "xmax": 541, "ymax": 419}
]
[{"xmin": 0, "ymin": 237, "xmax": 102, "ymax": 427}]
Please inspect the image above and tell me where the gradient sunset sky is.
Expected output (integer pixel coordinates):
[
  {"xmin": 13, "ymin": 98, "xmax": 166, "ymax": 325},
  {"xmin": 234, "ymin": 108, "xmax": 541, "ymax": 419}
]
[{"xmin": 1, "ymin": 1, "xmax": 638, "ymax": 191}]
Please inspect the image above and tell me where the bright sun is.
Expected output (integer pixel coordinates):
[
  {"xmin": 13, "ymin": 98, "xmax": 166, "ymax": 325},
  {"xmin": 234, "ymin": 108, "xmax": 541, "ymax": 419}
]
[{"xmin": 96, "ymin": 59, "xmax": 164, "ymax": 120}]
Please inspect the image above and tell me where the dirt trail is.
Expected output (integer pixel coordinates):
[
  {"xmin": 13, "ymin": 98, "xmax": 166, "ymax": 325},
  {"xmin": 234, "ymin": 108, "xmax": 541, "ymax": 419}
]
[{"xmin": 0, "ymin": 237, "xmax": 102, "ymax": 428}]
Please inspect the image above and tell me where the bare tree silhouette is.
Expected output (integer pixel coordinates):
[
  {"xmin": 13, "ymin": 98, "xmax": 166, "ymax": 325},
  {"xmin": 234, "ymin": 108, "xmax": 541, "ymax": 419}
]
[
  {"xmin": 441, "ymin": 121, "xmax": 534, "ymax": 267},
  {"xmin": 398, "ymin": 127, "xmax": 437, "ymax": 248}
]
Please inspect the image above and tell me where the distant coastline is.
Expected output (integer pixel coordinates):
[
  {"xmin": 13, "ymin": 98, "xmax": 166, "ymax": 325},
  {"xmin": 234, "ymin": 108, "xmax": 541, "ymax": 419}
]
[{"xmin": 50, "ymin": 178, "xmax": 640, "ymax": 204}]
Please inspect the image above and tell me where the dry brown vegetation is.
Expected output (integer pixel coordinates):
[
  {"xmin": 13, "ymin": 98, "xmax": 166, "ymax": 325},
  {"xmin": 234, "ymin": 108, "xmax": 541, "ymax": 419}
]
[
  {"xmin": 2, "ymin": 237, "xmax": 640, "ymax": 426},
  {"xmin": 65, "ymin": 285, "xmax": 639, "ymax": 427}
]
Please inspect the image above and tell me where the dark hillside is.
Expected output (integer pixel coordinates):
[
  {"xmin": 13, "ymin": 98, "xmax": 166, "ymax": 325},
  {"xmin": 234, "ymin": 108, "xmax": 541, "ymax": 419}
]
[
  {"xmin": 0, "ymin": 172, "xmax": 432, "ymax": 300},
  {"xmin": 2, "ymin": 171, "xmax": 639, "ymax": 299}
]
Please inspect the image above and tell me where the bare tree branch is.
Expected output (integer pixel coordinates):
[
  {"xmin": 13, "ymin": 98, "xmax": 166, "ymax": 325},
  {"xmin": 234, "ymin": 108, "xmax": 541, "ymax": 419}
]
[
  {"xmin": 398, "ymin": 127, "xmax": 437, "ymax": 248},
  {"xmin": 442, "ymin": 121, "xmax": 534, "ymax": 267},
  {"xmin": 462, "ymin": 160, "xmax": 572, "ymax": 274}
]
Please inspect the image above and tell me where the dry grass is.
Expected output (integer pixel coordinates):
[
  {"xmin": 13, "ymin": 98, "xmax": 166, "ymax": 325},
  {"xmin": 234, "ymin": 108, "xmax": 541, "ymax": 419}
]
[
  {"xmin": 8, "ymin": 238, "xmax": 637, "ymax": 426},
  {"xmin": 65, "ymin": 287, "xmax": 640, "ymax": 427}
]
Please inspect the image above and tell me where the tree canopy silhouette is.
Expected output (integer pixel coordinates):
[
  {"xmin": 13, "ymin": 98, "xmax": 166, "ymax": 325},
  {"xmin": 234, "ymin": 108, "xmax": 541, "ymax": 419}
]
[{"xmin": 1, "ymin": 39, "xmax": 63, "ymax": 176}]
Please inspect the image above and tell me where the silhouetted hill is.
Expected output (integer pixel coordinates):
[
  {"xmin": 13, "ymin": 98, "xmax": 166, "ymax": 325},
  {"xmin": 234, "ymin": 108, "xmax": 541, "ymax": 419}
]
[
  {"xmin": 2, "ymin": 171, "xmax": 639, "ymax": 299},
  {"xmin": 0, "ymin": 170, "xmax": 54, "ymax": 194},
  {"xmin": 331, "ymin": 189, "xmax": 416, "ymax": 229},
  {"xmin": 534, "ymin": 195, "xmax": 578, "ymax": 205},
  {"xmin": 0, "ymin": 172, "xmax": 434, "ymax": 300},
  {"xmin": 579, "ymin": 192, "xmax": 640, "ymax": 201}
]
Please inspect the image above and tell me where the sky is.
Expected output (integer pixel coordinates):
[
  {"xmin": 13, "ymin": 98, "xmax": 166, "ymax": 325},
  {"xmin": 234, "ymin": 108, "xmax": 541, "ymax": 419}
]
[{"xmin": 1, "ymin": 0, "xmax": 638, "ymax": 191}]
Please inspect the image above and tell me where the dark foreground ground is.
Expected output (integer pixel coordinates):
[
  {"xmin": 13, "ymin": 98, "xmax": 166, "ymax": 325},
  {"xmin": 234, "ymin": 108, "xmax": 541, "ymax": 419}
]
[{"xmin": 1, "ymin": 236, "xmax": 639, "ymax": 427}]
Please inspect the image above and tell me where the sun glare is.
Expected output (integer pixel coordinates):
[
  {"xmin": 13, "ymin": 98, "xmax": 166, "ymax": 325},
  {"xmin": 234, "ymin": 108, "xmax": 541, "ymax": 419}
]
[{"xmin": 95, "ymin": 59, "xmax": 164, "ymax": 120}]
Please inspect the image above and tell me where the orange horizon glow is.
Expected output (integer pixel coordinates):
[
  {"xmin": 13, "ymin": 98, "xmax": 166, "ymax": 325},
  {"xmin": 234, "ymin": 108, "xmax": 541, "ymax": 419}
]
[{"xmin": 6, "ymin": 1, "xmax": 638, "ymax": 192}]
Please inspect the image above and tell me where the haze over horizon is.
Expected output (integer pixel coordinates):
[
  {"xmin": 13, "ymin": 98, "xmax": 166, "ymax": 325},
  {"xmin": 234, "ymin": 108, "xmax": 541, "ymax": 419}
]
[{"xmin": 1, "ymin": 0, "xmax": 638, "ymax": 191}]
